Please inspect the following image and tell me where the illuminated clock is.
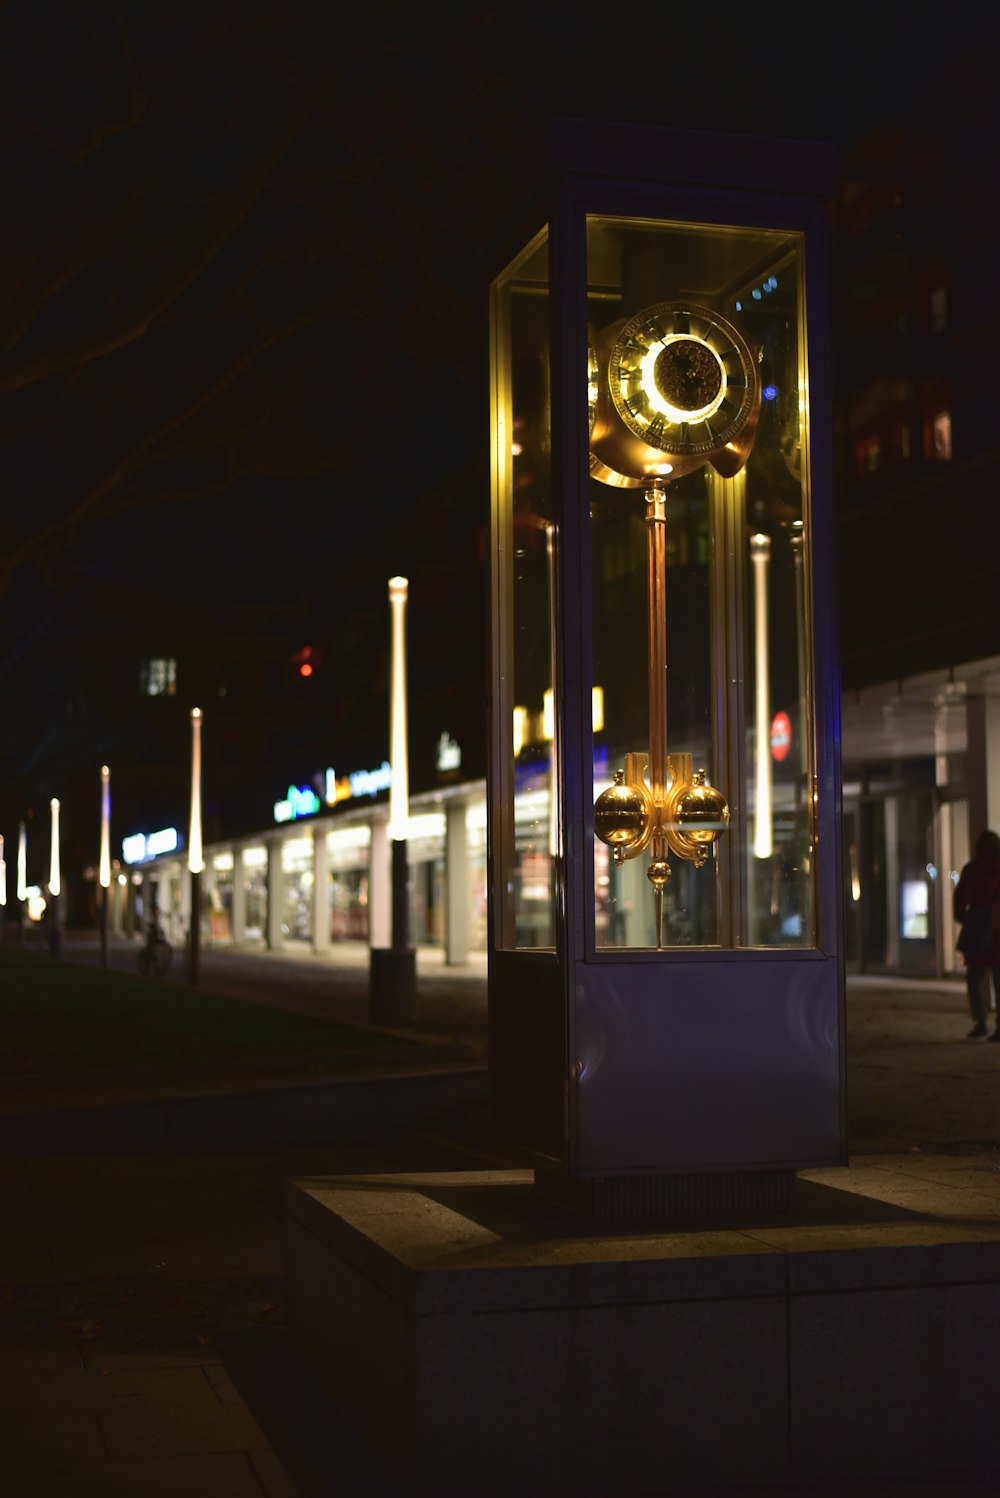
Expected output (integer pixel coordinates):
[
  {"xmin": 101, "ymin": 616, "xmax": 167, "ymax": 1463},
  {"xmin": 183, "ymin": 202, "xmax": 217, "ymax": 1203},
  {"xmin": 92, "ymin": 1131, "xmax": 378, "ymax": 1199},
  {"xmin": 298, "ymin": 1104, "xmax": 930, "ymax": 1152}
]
[{"xmin": 590, "ymin": 301, "xmax": 761, "ymax": 486}]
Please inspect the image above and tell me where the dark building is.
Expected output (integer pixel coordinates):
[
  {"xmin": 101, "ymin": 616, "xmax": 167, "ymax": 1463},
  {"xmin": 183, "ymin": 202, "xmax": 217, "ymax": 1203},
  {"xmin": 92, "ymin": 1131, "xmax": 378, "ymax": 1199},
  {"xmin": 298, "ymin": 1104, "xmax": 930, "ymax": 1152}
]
[{"xmin": 835, "ymin": 41, "xmax": 1000, "ymax": 976}]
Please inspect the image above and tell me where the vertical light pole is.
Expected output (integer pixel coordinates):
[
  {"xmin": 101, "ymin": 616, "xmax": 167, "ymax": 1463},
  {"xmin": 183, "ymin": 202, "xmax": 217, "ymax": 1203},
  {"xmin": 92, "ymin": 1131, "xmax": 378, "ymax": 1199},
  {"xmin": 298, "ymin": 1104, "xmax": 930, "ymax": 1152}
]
[
  {"xmin": 0, "ymin": 835, "xmax": 6, "ymax": 945},
  {"xmin": 369, "ymin": 577, "xmax": 416, "ymax": 1024},
  {"xmin": 388, "ymin": 575, "xmax": 410, "ymax": 951},
  {"xmin": 188, "ymin": 708, "xmax": 204, "ymax": 987},
  {"xmin": 48, "ymin": 797, "xmax": 62, "ymax": 957},
  {"xmin": 16, "ymin": 820, "xmax": 26, "ymax": 947},
  {"xmin": 99, "ymin": 766, "xmax": 111, "ymax": 967}
]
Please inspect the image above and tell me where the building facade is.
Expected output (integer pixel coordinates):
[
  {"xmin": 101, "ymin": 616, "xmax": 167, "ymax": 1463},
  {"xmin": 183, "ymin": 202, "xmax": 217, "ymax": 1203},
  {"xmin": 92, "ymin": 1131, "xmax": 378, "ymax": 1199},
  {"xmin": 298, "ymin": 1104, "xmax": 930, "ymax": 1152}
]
[{"xmin": 836, "ymin": 51, "xmax": 1000, "ymax": 978}]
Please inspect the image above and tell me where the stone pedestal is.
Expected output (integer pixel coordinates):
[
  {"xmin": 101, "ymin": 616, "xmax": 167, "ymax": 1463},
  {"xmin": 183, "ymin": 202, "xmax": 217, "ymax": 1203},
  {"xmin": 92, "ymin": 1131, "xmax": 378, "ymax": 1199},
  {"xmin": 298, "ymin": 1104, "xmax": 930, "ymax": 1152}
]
[{"xmin": 285, "ymin": 1164, "xmax": 1000, "ymax": 1497}]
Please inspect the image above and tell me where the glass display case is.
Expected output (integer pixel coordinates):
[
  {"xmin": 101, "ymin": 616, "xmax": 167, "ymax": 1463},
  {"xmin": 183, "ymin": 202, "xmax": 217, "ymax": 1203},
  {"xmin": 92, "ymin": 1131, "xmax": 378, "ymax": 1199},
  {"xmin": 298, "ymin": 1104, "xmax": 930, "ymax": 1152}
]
[{"xmin": 488, "ymin": 123, "xmax": 845, "ymax": 1213}]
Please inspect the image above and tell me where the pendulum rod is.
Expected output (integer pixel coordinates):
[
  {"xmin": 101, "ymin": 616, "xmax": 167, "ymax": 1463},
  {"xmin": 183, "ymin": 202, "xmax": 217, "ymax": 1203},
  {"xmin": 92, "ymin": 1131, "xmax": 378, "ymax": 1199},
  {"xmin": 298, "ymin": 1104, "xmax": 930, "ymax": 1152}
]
[{"xmin": 645, "ymin": 478, "xmax": 670, "ymax": 949}]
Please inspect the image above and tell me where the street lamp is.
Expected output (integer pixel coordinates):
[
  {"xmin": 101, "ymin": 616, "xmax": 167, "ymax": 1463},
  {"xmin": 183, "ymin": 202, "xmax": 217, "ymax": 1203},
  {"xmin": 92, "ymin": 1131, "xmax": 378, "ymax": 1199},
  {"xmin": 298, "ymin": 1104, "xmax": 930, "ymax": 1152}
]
[
  {"xmin": 188, "ymin": 708, "xmax": 204, "ymax": 986},
  {"xmin": 16, "ymin": 821, "xmax": 26, "ymax": 946},
  {"xmin": 48, "ymin": 797, "xmax": 61, "ymax": 956},
  {"xmin": 0, "ymin": 835, "xmax": 5, "ymax": 945},
  {"xmin": 388, "ymin": 575, "xmax": 409, "ymax": 947},
  {"xmin": 369, "ymin": 576, "xmax": 416, "ymax": 1024},
  {"xmin": 99, "ymin": 765, "xmax": 111, "ymax": 967}
]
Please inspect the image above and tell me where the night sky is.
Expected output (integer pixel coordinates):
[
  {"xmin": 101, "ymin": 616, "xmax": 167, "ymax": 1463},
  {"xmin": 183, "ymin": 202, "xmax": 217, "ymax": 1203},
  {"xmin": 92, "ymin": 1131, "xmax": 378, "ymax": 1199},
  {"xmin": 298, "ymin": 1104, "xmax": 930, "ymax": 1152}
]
[{"xmin": 2, "ymin": 0, "xmax": 998, "ymax": 870}]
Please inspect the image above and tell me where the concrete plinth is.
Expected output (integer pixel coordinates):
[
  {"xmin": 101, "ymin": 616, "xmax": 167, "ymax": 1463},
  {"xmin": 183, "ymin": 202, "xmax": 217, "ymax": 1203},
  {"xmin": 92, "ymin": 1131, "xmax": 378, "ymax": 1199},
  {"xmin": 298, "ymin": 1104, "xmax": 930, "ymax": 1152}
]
[
  {"xmin": 368, "ymin": 947, "xmax": 416, "ymax": 1027},
  {"xmin": 285, "ymin": 1163, "xmax": 1000, "ymax": 1497}
]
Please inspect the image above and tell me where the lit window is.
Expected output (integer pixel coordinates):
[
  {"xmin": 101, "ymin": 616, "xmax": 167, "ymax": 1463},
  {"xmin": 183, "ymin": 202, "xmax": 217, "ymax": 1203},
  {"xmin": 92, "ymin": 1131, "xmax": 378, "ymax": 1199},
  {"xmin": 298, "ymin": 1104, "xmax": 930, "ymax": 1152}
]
[
  {"xmin": 932, "ymin": 411, "xmax": 952, "ymax": 461},
  {"xmin": 140, "ymin": 658, "xmax": 177, "ymax": 697},
  {"xmin": 929, "ymin": 286, "xmax": 947, "ymax": 334}
]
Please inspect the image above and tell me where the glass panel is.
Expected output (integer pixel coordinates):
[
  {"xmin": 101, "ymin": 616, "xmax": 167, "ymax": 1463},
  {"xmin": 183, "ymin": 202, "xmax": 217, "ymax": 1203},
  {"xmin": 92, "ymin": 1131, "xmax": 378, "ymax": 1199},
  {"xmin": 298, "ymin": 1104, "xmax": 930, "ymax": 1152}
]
[
  {"xmin": 467, "ymin": 797, "xmax": 488, "ymax": 951},
  {"xmin": 281, "ymin": 835, "xmax": 313, "ymax": 943},
  {"xmin": 733, "ymin": 241, "xmax": 813, "ymax": 948},
  {"xmin": 329, "ymin": 867, "xmax": 369, "ymax": 941},
  {"xmin": 326, "ymin": 829, "xmax": 370, "ymax": 941},
  {"xmin": 586, "ymin": 215, "xmax": 815, "ymax": 949},
  {"xmin": 491, "ymin": 230, "xmax": 557, "ymax": 949},
  {"xmin": 897, "ymin": 790, "xmax": 936, "ymax": 976}
]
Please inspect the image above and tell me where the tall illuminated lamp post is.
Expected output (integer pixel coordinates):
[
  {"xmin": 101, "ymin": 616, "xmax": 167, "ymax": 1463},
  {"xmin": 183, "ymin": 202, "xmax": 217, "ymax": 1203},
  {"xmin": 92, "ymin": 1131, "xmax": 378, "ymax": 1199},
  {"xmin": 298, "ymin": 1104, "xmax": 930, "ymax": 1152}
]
[
  {"xmin": 99, "ymin": 765, "xmax": 111, "ymax": 967},
  {"xmin": 0, "ymin": 834, "xmax": 6, "ymax": 944},
  {"xmin": 188, "ymin": 708, "xmax": 204, "ymax": 987},
  {"xmin": 16, "ymin": 820, "xmax": 27, "ymax": 946},
  {"xmin": 48, "ymin": 796, "xmax": 62, "ymax": 957},
  {"xmin": 369, "ymin": 576, "xmax": 416, "ymax": 1025}
]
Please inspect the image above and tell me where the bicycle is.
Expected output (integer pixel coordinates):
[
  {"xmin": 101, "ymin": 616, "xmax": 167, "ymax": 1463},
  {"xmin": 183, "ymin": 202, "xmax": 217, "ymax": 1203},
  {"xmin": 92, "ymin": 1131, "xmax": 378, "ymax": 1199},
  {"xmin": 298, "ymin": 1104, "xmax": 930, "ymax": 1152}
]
[{"xmin": 137, "ymin": 920, "xmax": 172, "ymax": 977}]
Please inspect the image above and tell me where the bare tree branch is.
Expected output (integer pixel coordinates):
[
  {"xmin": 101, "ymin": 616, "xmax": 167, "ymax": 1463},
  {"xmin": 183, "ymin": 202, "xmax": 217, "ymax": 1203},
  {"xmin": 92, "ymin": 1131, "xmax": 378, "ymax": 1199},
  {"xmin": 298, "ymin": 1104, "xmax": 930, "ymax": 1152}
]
[
  {"xmin": 0, "ymin": 297, "xmax": 338, "ymax": 585},
  {"xmin": 0, "ymin": 105, "xmax": 309, "ymax": 394},
  {"xmin": 67, "ymin": 6, "xmax": 147, "ymax": 163}
]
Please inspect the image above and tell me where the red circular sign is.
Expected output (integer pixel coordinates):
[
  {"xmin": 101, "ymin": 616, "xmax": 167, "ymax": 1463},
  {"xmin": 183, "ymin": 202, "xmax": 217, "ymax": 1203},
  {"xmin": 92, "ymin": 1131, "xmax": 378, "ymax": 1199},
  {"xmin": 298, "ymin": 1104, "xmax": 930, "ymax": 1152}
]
[{"xmin": 770, "ymin": 711, "xmax": 791, "ymax": 762}]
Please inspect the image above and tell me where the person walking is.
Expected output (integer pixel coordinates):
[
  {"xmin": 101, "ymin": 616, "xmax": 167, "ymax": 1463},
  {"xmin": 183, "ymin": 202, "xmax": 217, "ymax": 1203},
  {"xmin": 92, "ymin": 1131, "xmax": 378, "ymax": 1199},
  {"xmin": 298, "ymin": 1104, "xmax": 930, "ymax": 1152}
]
[{"xmin": 954, "ymin": 829, "xmax": 1000, "ymax": 1039}]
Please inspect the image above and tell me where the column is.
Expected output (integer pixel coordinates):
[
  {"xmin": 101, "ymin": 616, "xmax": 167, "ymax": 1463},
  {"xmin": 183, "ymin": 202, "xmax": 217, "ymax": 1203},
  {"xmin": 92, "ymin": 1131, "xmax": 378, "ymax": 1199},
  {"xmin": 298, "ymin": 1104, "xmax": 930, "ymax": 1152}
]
[
  {"xmin": 313, "ymin": 829, "xmax": 330, "ymax": 953},
  {"xmin": 965, "ymin": 693, "xmax": 1000, "ymax": 849},
  {"xmin": 445, "ymin": 799, "xmax": 469, "ymax": 966},
  {"xmin": 884, "ymin": 797, "xmax": 901, "ymax": 972},
  {"xmin": 369, "ymin": 815, "xmax": 391, "ymax": 949},
  {"xmin": 266, "ymin": 837, "xmax": 284, "ymax": 951},
  {"xmin": 178, "ymin": 868, "xmax": 191, "ymax": 949},
  {"xmin": 231, "ymin": 847, "xmax": 246, "ymax": 945}
]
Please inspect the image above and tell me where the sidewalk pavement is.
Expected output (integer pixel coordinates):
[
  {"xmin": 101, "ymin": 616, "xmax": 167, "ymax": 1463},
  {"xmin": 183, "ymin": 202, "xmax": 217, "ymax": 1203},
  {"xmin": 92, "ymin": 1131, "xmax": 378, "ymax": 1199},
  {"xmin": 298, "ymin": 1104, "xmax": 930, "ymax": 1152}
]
[{"xmin": 4, "ymin": 943, "xmax": 1000, "ymax": 1496}]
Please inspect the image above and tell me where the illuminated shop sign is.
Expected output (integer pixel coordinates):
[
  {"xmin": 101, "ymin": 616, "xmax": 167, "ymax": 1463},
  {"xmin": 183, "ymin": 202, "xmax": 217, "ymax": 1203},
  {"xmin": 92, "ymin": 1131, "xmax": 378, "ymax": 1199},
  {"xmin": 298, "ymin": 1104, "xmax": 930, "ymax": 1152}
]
[
  {"xmin": 436, "ymin": 733, "xmax": 461, "ymax": 774},
  {"xmin": 324, "ymin": 762, "xmax": 393, "ymax": 806},
  {"xmin": 770, "ymin": 711, "xmax": 792, "ymax": 762},
  {"xmin": 122, "ymin": 827, "xmax": 181, "ymax": 864},
  {"xmin": 273, "ymin": 785, "xmax": 321, "ymax": 824},
  {"xmin": 273, "ymin": 762, "xmax": 394, "ymax": 824}
]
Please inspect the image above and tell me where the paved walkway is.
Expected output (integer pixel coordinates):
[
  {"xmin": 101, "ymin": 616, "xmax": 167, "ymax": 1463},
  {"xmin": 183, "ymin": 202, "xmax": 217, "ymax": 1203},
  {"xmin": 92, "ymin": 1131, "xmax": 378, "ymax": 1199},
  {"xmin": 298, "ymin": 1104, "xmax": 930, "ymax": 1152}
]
[{"xmin": 4, "ymin": 943, "xmax": 1000, "ymax": 1496}]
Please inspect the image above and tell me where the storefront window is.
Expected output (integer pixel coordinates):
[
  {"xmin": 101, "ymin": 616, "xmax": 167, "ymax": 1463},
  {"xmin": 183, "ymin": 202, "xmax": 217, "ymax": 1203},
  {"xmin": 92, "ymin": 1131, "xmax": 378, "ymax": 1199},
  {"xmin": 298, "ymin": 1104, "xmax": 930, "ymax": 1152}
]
[
  {"xmin": 242, "ymin": 844, "xmax": 268, "ymax": 940},
  {"xmin": 327, "ymin": 825, "xmax": 371, "ymax": 941},
  {"xmin": 407, "ymin": 811, "xmax": 446, "ymax": 947},
  {"xmin": 467, "ymin": 799, "xmax": 488, "ymax": 950},
  {"xmin": 210, "ymin": 851, "xmax": 234, "ymax": 940},
  {"xmin": 281, "ymin": 836, "xmax": 313, "ymax": 942}
]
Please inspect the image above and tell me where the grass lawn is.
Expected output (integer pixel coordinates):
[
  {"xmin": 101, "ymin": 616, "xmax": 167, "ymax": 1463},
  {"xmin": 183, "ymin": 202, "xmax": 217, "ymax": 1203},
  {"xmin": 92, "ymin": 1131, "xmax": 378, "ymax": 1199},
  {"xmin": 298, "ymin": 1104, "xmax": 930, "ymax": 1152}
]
[{"xmin": 0, "ymin": 947, "xmax": 399, "ymax": 1074}]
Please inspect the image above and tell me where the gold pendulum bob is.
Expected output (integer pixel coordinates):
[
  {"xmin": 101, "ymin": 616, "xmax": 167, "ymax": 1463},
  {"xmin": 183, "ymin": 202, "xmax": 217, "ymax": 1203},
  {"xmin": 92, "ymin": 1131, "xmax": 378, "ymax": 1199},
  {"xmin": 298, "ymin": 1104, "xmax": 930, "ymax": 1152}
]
[{"xmin": 594, "ymin": 753, "xmax": 729, "ymax": 949}]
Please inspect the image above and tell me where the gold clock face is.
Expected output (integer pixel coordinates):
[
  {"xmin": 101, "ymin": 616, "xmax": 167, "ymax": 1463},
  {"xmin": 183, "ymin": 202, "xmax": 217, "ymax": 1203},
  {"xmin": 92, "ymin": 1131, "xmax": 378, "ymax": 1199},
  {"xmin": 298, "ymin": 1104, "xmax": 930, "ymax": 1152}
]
[{"xmin": 609, "ymin": 303, "xmax": 757, "ymax": 460}]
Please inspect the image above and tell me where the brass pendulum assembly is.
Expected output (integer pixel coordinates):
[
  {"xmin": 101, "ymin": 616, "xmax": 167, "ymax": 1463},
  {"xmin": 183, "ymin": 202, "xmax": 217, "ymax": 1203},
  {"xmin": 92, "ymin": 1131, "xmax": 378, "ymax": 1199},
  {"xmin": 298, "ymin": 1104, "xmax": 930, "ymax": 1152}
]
[
  {"xmin": 593, "ymin": 477, "xmax": 730, "ymax": 949},
  {"xmin": 589, "ymin": 300, "xmax": 761, "ymax": 948}
]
